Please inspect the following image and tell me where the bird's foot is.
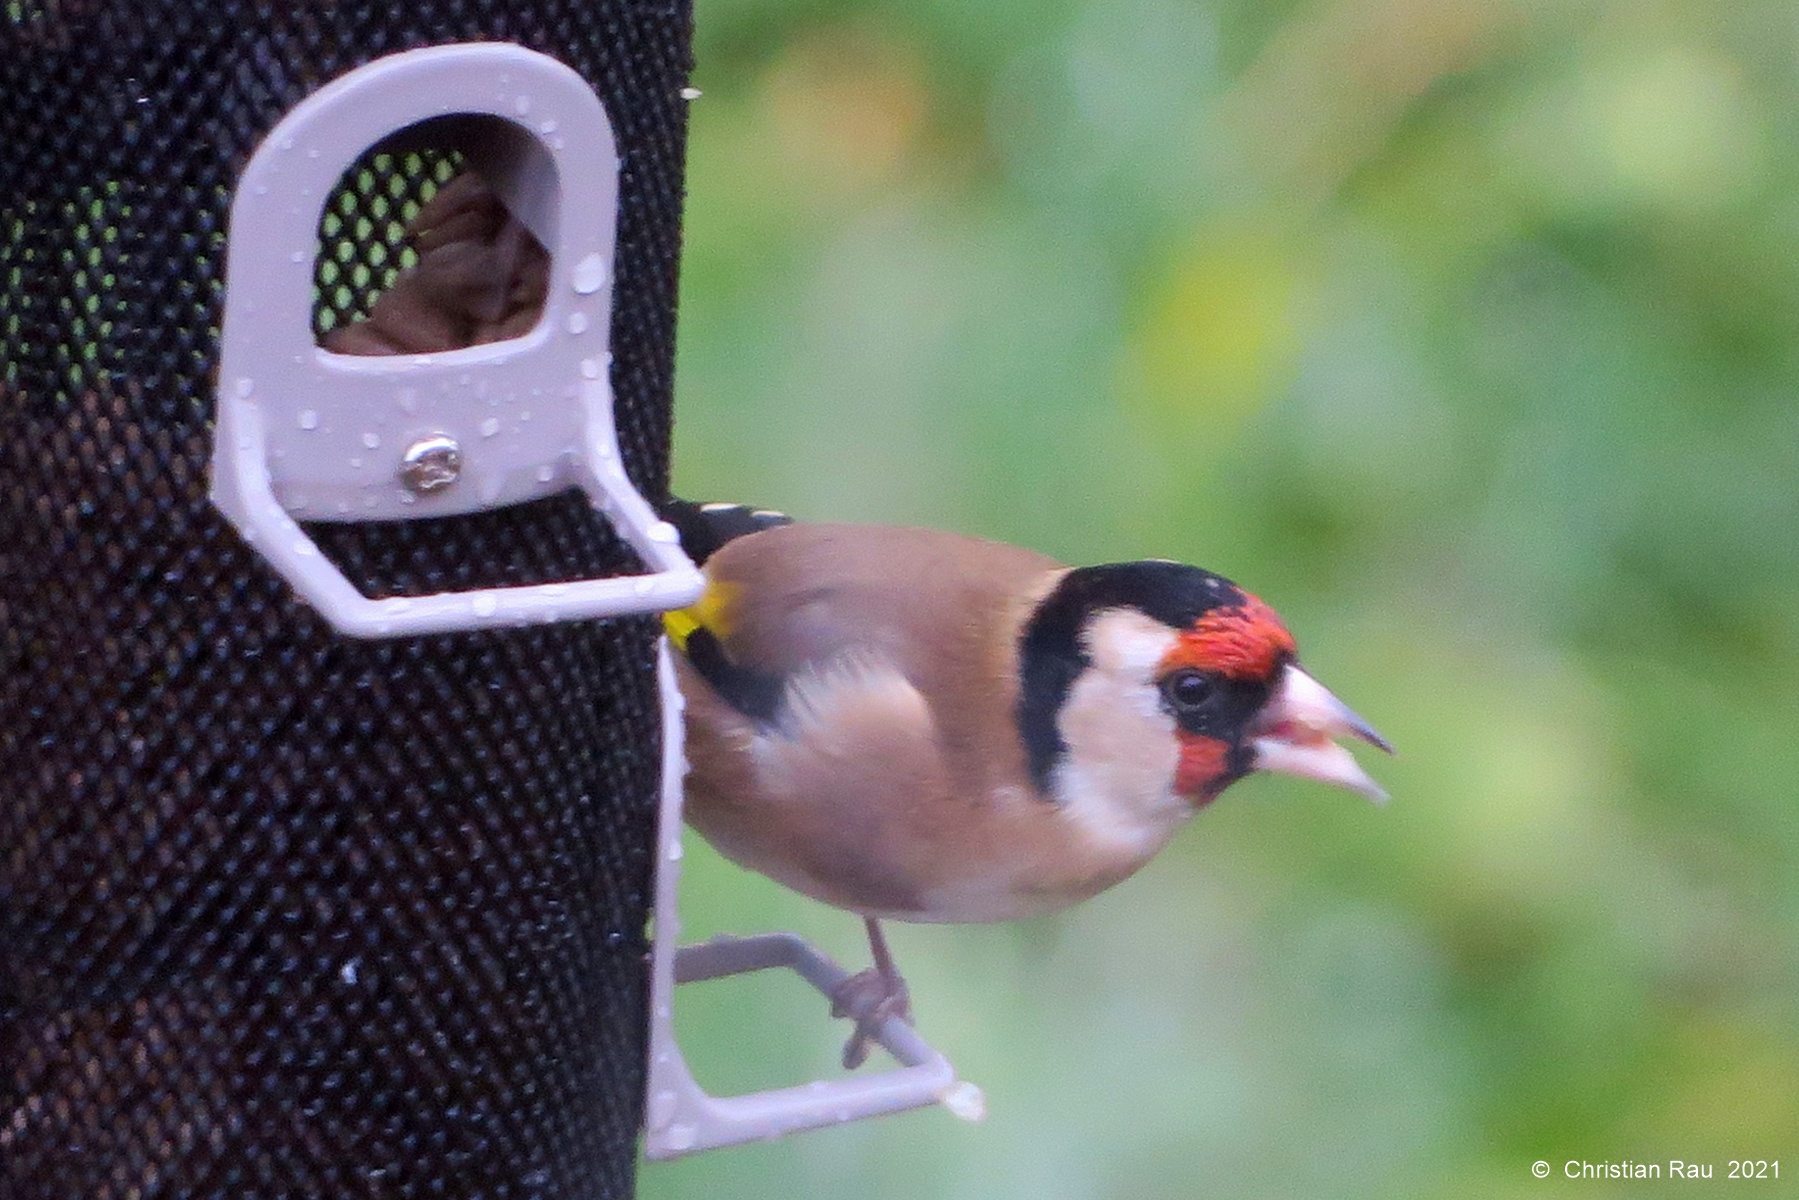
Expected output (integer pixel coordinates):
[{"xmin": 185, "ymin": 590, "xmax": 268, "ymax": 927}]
[{"xmin": 829, "ymin": 966, "xmax": 911, "ymax": 1070}]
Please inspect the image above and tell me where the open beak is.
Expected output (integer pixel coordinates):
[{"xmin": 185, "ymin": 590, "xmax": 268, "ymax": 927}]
[{"xmin": 1249, "ymin": 664, "xmax": 1393, "ymax": 804}]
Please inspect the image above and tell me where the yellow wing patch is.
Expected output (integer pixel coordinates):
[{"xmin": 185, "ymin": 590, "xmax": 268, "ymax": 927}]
[
  {"xmin": 662, "ymin": 579, "xmax": 738, "ymax": 652},
  {"xmin": 661, "ymin": 608, "xmax": 701, "ymax": 651}
]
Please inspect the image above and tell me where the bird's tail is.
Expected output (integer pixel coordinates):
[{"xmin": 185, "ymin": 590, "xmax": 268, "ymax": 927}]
[{"xmin": 659, "ymin": 497, "xmax": 793, "ymax": 566}]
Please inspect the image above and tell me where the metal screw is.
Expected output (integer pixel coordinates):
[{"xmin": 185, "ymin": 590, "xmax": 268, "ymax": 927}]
[{"xmin": 399, "ymin": 434, "xmax": 462, "ymax": 494}]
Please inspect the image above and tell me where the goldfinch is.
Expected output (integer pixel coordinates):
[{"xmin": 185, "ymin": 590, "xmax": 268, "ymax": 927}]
[{"xmin": 661, "ymin": 499, "xmax": 1391, "ymax": 1067}]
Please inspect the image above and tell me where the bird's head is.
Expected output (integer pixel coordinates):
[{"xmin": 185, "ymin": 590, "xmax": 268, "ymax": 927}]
[{"xmin": 1018, "ymin": 561, "xmax": 1391, "ymax": 812}]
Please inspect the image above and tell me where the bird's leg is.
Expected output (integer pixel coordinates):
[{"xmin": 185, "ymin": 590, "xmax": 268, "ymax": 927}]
[{"xmin": 829, "ymin": 917, "xmax": 912, "ymax": 1070}]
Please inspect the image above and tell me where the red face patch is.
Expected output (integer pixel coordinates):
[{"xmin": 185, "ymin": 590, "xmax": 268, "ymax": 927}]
[
  {"xmin": 1158, "ymin": 595, "xmax": 1295, "ymax": 682},
  {"xmin": 1174, "ymin": 732, "xmax": 1232, "ymax": 802}
]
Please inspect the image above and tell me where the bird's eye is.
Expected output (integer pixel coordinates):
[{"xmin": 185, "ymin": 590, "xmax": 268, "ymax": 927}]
[{"xmin": 1163, "ymin": 670, "xmax": 1215, "ymax": 712}]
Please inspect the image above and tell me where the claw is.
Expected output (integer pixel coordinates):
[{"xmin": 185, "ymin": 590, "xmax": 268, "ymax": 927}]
[
  {"xmin": 830, "ymin": 967, "xmax": 911, "ymax": 1069},
  {"xmin": 831, "ymin": 917, "xmax": 912, "ymax": 1069}
]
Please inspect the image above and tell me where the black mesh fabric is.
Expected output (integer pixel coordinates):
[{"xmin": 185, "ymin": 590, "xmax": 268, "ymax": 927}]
[{"xmin": 0, "ymin": 4, "xmax": 693, "ymax": 1197}]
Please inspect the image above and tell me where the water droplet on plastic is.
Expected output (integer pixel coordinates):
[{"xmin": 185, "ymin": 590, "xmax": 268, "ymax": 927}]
[
  {"xmin": 235, "ymin": 377, "xmax": 254, "ymax": 398},
  {"xmin": 667, "ymin": 841, "xmax": 684, "ymax": 862},
  {"xmin": 514, "ymin": 95, "xmax": 532, "ymax": 115},
  {"xmin": 480, "ymin": 416, "xmax": 501, "ymax": 438},
  {"xmin": 566, "ymin": 311, "xmax": 589, "ymax": 336},
  {"xmin": 291, "ymin": 539, "xmax": 317, "ymax": 558},
  {"xmin": 538, "ymin": 118, "xmax": 559, "ymax": 135},
  {"xmin": 349, "ymin": 457, "xmax": 363, "ymax": 469},
  {"xmin": 939, "ymin": 1081, "xmax": 987, "ymax": 1123},
  {"xmin": 289, "ymin": 250, "xmax": 306, "ymax": 263},
  {"xmin": 572, "ymin": 253, "xmax": 608, "ymax": 295},
  {"xmin": 580, "ymin": 358, "xmax": 602, "ymax": 380},
  {"xmin": 632, "ymin": 578, "xmax": 652, "ymax": 596},
  {"xmin": 471, "ymin": 594, "xmax": 499, "ymax": 617},
  {"xmin": 361, "ymin": 431, "xmax": 380, "ymax": 449},
  {"xmin": 647, "ymin": 521, "xmax": 679, "ymax": 544},
  {"xmin": 664, "ymin": 1124, "xmax": 696, "ymax": 1152},
  {"xmin": 680, "ymin": 86, "xmax": 702, "ymax": 101},
  {"xmin": 297, "ymin": 409, "xmax": 319, "ymax": 430},
  {"xmin": 537, "ymin": 465, "xmax": 556, "ymax": 483},
  {"xmin": 647, "ymin": 1091, "xmax": 678, "ymax": 1130}
]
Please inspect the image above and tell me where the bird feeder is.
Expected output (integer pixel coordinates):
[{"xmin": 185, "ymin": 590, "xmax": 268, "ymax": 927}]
[
  {"xmin": 1, "ymin": 11, "xmax": 977, "ymax": 1195},
  {"xmin": 2, "ymin": 9, "xmax": 691, "ymax": 1196},
  {"xmin": 210, "ymin": 41, "xmax": 983, "ymax": 1160}
]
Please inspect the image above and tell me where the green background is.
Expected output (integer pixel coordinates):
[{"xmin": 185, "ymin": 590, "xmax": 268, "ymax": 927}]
[{"xmin": 649, "ymin": 0, "xmax": 1799, "ymax": 1195}]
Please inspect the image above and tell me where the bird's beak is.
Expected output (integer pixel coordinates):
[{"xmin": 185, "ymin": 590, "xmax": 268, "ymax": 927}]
[{"xmin": 1249, "ymin": 664, "xmax": 1394, "ymax": 804}]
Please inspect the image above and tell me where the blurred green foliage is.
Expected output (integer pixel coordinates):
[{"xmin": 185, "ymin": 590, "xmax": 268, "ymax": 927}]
[{"xmin": 651, "ymin": 0, "xmax": 1799, "ymax": 1195}]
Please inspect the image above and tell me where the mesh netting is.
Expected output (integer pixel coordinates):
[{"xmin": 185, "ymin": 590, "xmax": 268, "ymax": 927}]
[{"xmin": 0, "ymin": 4, "xmax": 693, "ymax": 1196}]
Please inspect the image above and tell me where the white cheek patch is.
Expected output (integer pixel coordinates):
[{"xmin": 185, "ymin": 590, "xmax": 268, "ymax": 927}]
[
  {"xmin": 1052, "ymin": 610, "xmax": 1191, "ymax": 855},
  {"xmin": 1081, "ymin": 608, "xmax": 1179, "ymax": 683}
]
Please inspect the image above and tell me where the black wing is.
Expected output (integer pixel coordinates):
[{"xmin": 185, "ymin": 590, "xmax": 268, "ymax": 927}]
[{"xmin": 659, "ymin": 497, "xmax": 793, "ymax": 566}]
